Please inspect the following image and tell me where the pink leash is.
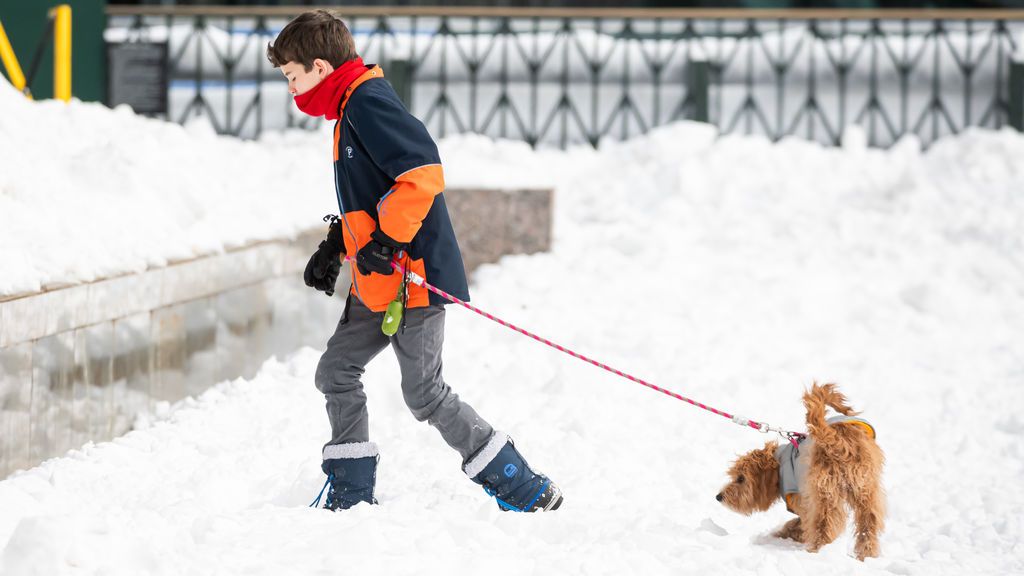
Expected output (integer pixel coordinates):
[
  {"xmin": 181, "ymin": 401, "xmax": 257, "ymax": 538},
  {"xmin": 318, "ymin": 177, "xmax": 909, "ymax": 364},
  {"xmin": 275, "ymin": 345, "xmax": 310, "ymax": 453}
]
[{"xmin": 345, "ymin": 256, "xmax": 804, "ymax": 444}]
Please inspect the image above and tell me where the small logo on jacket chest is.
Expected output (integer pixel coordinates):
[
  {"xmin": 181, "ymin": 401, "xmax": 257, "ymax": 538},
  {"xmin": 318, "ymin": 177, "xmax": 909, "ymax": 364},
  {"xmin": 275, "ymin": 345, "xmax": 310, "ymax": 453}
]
[{"xmin": 345, "ymin": 146, "xmax": 353, "ymax": 159}]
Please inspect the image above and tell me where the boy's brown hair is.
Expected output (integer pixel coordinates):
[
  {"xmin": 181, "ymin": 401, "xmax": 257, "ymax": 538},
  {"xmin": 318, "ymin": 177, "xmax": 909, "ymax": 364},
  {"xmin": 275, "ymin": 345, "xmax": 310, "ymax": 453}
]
[{"xmin": 266, "ymin": 10, "xmax": 358, "ymax": 70}]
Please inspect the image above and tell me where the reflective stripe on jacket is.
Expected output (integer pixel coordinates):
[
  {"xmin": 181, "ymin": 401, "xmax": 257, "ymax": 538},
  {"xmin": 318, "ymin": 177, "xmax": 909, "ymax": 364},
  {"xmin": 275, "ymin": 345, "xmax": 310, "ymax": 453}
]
[{"xmin": 331, "ymin": 66, "xmax": 469, "ymax": 312}]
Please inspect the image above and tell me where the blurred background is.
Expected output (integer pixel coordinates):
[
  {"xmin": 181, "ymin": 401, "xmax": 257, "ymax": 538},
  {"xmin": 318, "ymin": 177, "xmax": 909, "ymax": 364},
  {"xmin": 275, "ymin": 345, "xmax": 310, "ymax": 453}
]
[{"xmin": 2, "ymin": 0, "xmax": 1022, "ymax": 146}]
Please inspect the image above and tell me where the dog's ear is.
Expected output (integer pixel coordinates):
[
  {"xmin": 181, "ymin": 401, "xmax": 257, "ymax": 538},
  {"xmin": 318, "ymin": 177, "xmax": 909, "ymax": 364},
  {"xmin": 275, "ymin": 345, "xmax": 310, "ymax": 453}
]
[{"xmin": 747, "ymin": 441, "xmax": 779, "ymax": 470}]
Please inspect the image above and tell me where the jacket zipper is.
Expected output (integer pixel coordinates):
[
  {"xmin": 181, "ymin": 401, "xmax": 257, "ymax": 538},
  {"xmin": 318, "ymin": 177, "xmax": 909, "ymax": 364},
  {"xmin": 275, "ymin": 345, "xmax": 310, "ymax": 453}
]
[{"xmin": 333, "ymin": 120, "xmax": 363, "ymax": 302}]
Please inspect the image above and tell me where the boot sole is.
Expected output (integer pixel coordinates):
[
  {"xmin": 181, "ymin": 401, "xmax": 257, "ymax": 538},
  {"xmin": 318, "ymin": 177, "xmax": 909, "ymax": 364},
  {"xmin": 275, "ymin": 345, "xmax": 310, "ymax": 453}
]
[{"xmin": 540, "ymin": 485, "xmax": 563, "ymax": 512}]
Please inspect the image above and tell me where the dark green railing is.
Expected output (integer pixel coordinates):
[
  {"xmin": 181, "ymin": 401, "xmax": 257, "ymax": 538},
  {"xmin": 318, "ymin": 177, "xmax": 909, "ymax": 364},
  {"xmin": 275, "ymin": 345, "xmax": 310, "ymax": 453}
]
[{"xmin": 105, "ymin": 6, "xmax": 1024, "ymax": 147}]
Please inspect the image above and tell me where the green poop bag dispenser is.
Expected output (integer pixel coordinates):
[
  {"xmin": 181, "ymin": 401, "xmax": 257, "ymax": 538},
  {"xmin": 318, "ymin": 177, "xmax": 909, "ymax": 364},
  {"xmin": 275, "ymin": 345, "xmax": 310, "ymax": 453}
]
[{"xmin": 381, "ymin": 276, "xmax": 406, "ymax": 336}]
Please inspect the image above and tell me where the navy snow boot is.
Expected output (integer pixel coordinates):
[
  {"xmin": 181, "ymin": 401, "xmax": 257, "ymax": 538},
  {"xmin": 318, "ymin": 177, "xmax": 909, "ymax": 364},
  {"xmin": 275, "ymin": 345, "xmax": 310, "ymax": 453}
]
[
  {"xmin": 464, "ymin": 433, "xmax": 563, "ymax": 513},
  {"xmin": 313, "ymin": 442, "xmax": 379, "ymax": 511}
]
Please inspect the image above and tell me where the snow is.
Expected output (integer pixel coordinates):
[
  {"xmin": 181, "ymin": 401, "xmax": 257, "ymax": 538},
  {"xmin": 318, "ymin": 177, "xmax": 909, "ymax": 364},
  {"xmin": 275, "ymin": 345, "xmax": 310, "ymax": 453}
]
[
  {"xmin": 0, "ymin": 78, "xmax": 336, "ymax": 297},
  {"xmin": 0, "ymin": 76, "xmax": 552, "ymax": 298},
  {"xmin": 3, "ymin": 74, "xmax": 1024, "ymax": 574}
]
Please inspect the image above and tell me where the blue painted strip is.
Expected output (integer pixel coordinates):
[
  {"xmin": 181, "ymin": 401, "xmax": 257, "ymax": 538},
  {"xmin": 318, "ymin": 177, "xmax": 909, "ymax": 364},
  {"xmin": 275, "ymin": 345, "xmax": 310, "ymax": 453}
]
[
  {"xmin": 182, "ymin": 26, "xmax": 439, "ymax": 36},
  {"xmin": 170, "ymin": 79, "xmax": 270, "ymax": 89}
]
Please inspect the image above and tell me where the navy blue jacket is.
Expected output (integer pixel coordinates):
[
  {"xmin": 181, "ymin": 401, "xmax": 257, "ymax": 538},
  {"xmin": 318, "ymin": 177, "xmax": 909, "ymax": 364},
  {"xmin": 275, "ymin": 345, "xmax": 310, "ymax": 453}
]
[{"xmin": 332, "ymin": 66, "xmax": 469, "ymax": 311}]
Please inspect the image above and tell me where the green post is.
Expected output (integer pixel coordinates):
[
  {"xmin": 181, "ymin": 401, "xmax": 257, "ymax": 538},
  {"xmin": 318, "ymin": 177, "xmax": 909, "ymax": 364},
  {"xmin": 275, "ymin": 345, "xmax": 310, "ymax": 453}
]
[
  {"xmin": 687, "ymin": 58, "xmax": 709, "ymax": 123},
  {"xmin": 0, "ymin": 0, "xmax": 106, "ymax": 102},
  {"xmin": 387, "ymin": 58, "xmax": 414, "ymax": 109},
  {"xmin": 1010, "ymin": 57, "xmax": 1023, "ymax": 132}
]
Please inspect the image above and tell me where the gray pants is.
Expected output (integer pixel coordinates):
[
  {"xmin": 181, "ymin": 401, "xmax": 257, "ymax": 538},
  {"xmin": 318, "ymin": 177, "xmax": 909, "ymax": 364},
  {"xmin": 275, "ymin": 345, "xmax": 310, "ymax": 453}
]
[{"xmin": 314, "ymin": 295, "xmax": 495, "ymax": 464}]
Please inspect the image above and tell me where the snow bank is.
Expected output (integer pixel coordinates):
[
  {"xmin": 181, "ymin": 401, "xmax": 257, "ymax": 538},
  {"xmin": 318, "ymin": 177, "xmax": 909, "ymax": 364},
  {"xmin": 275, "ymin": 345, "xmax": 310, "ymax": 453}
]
[
  {"xmin": 0, "ymin": 78, "xmax": 336, "ymax": 297},
  {"xmin": 0, "ymin": 77, "xmax": 555, "ymax": 299},
  {"xmin": 2, "ymin": 75, "xmax": 1024, "ymax": 574}
]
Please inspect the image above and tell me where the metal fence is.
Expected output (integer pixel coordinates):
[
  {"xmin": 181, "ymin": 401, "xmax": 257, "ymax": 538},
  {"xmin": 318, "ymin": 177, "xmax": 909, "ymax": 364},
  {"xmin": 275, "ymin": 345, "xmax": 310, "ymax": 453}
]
[{"xmin": 105, "ymin": 6, "xmax": 1024, "ymax": 147}]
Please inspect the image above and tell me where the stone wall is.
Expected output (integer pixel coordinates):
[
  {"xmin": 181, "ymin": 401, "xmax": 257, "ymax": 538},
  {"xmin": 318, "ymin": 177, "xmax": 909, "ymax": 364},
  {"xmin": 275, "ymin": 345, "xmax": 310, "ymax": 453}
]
[
  {"xmin": 445, "ymin": 188, "xmax": 553, "ymax": 273},
  {"xmin": 0, "ymin": 232, "xmax": 347, "ymax": 478}
]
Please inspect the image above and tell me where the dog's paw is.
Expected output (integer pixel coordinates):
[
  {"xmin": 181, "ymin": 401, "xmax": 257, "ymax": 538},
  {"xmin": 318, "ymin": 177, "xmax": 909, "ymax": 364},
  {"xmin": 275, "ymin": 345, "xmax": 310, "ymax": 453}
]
[
  {"xmin": 773, "ymin": 518, "xmax": 804, "ymax": 542},
  {"xmin": 854, "ymin": 540, "xmax": 880, "ymax": 561}
]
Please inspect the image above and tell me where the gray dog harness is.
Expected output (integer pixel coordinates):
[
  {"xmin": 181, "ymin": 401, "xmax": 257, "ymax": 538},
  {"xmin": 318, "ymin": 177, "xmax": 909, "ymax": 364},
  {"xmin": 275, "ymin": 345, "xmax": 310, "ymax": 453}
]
[{"xmin": 774, "ymin": 415, "xmax": 876, "ymax": 513}]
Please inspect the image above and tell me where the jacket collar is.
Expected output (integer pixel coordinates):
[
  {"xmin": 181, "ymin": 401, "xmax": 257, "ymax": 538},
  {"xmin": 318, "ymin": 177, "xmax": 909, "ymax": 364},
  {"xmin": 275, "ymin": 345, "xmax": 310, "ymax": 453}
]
[{"xmin": 338, "ymin": 65, "xmax": 384, "ymax": 116}]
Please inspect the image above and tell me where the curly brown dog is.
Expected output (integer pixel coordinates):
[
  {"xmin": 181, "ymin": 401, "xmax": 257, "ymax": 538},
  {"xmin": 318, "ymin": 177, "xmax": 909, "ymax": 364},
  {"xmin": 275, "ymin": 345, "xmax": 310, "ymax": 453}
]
[{"xmin": 715, "ymin": 383, "xmax": 886, "ymax": 560}]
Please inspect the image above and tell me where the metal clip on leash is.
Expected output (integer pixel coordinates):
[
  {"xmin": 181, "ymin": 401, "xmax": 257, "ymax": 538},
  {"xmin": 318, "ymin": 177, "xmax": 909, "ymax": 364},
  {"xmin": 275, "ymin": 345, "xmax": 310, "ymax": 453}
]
[
  {"xmin": 731, "ymin": 414, "xmax": 768, "ymax": 432},
  {"xmin": 732, "ymin": 415, "xmax": 805, "ymax": 447},
  {"xmin": 399, "ymin": 255, "xmax": 410, "ymax": 334},
  {"xmin": 781, "ymin": 430, "xmax": 806, "ymax": 447}
]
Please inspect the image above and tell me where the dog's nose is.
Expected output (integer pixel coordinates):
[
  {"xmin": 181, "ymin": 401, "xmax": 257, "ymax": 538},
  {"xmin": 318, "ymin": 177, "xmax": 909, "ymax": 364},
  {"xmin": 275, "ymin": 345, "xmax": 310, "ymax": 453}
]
[{"xmin": 716, "ymin": 493, "xmax": 723, "ymax": 502}]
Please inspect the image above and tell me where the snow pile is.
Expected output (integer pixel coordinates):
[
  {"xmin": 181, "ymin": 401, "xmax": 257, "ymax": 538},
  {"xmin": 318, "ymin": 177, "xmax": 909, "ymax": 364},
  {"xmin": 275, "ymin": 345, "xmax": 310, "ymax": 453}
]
[
  {"xmin": 2, "ymin": 87, "xmax": 1024, "ymax": 573},
  {"xmin": 0, "ymin": 78, "xmax": 336, "ymax": 297},
  {"xmin": 0, "ymin": 76, "xmax": 555, "ymax": 298}
]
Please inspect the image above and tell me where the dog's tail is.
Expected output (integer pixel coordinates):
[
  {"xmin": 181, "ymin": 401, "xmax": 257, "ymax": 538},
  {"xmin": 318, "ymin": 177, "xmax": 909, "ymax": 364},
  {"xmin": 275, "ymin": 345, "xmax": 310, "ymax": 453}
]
[{"xmin": 804, "ymin": 382, "xmax": 858, "ymax": 439}]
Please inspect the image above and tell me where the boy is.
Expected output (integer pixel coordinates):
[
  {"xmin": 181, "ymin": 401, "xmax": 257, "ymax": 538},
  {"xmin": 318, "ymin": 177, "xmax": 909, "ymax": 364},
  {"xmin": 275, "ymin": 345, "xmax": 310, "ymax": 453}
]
[{"xmin": 267, "ymin": 10, "xmax": 562, "ymax": 512}]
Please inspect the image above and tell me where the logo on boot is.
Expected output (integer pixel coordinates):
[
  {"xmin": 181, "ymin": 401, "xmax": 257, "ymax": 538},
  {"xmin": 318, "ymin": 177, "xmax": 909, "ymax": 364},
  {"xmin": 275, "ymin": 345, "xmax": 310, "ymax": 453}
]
[{"xmin": 503, "ymin": 464, "xmax": 518, "ymax": 478}]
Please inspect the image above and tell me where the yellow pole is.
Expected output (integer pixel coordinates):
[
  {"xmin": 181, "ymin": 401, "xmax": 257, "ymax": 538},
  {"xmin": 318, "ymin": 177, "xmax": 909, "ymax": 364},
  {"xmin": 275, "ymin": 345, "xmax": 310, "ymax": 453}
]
[
  {"xmin": 52, "ymin": 4, "xmax": 71, "ymax": 102},
  {"xmin": 0, "ymin": 18, "xmax": 29, "ymax": 96}
]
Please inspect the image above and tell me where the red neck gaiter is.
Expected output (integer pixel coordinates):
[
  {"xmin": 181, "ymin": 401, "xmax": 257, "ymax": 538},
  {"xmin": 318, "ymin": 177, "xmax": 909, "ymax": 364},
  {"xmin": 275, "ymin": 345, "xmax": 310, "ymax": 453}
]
[{"xmin": 293, "ymin": 58, "xmax": 370, "ymax": 120}]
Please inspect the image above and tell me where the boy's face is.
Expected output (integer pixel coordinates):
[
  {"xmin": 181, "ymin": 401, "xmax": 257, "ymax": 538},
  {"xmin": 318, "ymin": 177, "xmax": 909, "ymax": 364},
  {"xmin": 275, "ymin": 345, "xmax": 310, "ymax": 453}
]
[{"xmin": 280, "ymin": 58, "xmax": 334, "ymax": 96}]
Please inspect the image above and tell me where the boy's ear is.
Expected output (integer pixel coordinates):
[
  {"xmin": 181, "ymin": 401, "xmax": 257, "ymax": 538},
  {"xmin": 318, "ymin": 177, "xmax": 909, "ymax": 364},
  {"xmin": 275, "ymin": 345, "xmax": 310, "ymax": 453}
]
[{"xmin": 313, "ymin": 58, "xmax": 334, "ymax": 79}]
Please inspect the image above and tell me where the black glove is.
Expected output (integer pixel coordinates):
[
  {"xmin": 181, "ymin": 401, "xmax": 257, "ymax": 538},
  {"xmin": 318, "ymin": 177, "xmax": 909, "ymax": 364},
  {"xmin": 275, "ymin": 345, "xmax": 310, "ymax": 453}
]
[
  {"xmin": 356, "ymin": 229, "xmax": 407, "ymax": 276},
  {"xmin": 304, "ymin": 216, "xmax": 345, "ymax": 296}
]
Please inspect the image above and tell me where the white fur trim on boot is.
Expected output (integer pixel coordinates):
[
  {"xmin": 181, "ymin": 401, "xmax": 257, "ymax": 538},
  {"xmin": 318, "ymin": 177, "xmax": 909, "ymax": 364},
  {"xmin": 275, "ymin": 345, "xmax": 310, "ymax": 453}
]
[
  {"xmin": 322, "ymin": 441, "xmax": 379, "ymax": 461},
  {"xmin": 462, "ymin": 432, "xmax": 510, "ymax": 479}
]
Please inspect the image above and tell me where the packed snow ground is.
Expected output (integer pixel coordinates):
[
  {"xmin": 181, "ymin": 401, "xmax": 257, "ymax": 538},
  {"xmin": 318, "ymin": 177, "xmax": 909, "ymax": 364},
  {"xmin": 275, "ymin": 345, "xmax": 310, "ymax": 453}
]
[{"xmin": 3, "ymin": 82, "xmax": 1024, "ymax": 574}]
